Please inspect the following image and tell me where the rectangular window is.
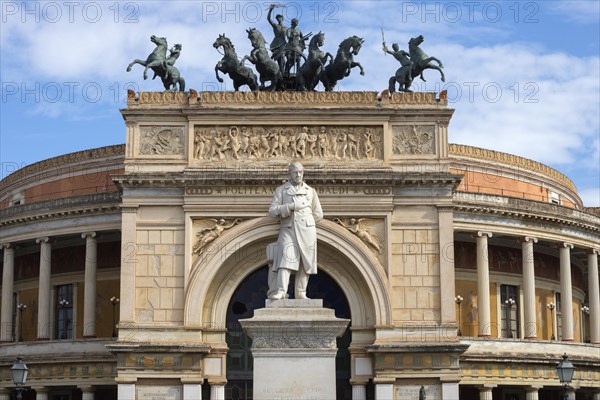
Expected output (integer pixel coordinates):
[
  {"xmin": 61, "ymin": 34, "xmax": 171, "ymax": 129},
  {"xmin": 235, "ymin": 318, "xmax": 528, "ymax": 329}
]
[
  {"xmin": 500, "ymin": 285, "xmax": 519, "ymax": 338},
  {"xmin": 55, "ymin": 284, "xmax": 73, "ymax": 340},
  {"xmin": 556, "ymin": 292, "xmax": 563, "ymax": 341}
]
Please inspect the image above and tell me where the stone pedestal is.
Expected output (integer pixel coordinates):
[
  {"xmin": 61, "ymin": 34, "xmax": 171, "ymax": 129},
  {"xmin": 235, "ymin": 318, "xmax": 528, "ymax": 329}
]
[{"xmin": 240, "ymin": 299, "xmax": 349, "ymax": 400}]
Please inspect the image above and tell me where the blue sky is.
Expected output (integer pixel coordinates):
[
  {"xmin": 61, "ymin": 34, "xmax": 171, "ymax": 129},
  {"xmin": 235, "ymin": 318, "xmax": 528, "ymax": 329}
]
[{"xmin": 1, "ymin": 0, "xmax": 599, "ymax": 206}]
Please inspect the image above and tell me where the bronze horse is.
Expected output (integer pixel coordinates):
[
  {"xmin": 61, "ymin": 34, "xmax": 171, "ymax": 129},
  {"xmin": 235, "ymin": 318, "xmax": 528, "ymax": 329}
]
[
  {"xmin": 318, "ymin": 36, "xmax": 365, "ymax": 92},
  {"xmin": 213, "ymin": 34, "xmax": 258, "ymax": 91}
]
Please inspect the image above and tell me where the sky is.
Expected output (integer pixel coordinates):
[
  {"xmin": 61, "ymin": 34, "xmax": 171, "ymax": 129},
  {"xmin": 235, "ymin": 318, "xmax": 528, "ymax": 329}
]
[{"xmin": 1, "ymin": 0, "xmax": 599, "ymax": 206}]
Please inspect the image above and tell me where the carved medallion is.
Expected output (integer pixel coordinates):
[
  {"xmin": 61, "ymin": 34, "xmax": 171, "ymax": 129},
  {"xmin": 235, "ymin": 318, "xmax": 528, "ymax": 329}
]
[
  {"xmin": 333, "ymin": 217, "xmax": 384, "ymax": 255},
  {"xmin": 392, "ymin": 125, "xmax": 435, "ymax": 155},
  {"xmin": 139, "ymin": 126, "xmax": 184, "ymax": 155},
  {"xmin": 193, "ymin": 218, "xmax": 243, "ymax": 256}
]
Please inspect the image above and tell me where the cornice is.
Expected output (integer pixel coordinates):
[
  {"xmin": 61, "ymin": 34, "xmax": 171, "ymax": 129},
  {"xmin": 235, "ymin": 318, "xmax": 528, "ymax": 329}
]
[
  {"xmin": 0, "ymin": 192, "xmax": 122, "ymax": 228},
  {"xmin": 454, "ymin": 192, "xmax": 600, "ymax": 234}
]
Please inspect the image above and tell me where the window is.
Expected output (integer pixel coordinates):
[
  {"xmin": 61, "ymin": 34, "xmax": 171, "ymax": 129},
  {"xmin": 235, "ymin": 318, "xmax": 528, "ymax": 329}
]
[
  {"xmin": 55, "ymin": 284, "xmax": 73, "ymax": 339},
  {"xmin": 556, "ymin": 292, "xmax": 563, "ymax": 341},
  {"xmin": 11, "ymin": 293, "xmax": 17, "ymax": 341},
  {"xmin": 501, "ymin": 285, "xmax": 519, "ymax": 338}
]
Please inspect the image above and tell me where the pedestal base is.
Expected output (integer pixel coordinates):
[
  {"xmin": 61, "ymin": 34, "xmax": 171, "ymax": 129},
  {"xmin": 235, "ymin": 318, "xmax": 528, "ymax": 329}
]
[{"xmin": 240, "ymin": 299, "xmax": 350, "ymax": 400}]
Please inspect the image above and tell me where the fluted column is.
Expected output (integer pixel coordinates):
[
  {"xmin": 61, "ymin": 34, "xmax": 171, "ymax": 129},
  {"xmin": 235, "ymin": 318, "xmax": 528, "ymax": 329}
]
[
  {"xmin": 37, "ymin": 237, "xmax": 52, "ymax": 340},
  {"xmin": 479, "ymin": 386, "xmax": 494, "ymax": 400},
  {"xmin": 559, "ymin": 242, "xmax": 574, "ymax": 341},
  {"xmin": 80, "ymin": 386, "xmax": 95, "ymax": 400},
  {"xmin": 476, "ymin": 232, "xmax": 493, "ymax": 337},
  {"xmin": 525, "ymin": 386, "xmax": 541, "ymax": 400},
  {"xmin": 82, "ymin": 232, "xmax": 97, "ymax": 337},
  {"xmin": 0, "ymin": 387, "xmax": 10, "ymax": 400},
  {"xmin": 351, "ymin": 384, "xmax": 367, "ymax": 400},
  {"xmin": 34, "ymin": 387, "xmax": 49, "ymax": 400},
  {"xmin": 1, "ymin": 243, "xmax": 15, "ymax": 342},
  {"xmin": 210, "ymin": 384, "xmax": 224, "ymax": 400},
  {"xmin": 521, "ymin": 237, "xmax": 538, "ymax": 339},
  {"xmin": 588, "ymin": 249, "xmax": 600, "ymax": 343}
]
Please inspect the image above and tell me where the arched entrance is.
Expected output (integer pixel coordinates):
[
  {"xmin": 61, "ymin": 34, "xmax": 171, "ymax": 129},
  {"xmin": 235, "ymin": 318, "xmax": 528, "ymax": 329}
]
[{"xmin": 224, "ymin": 265, "xmax": 352, "ymax": 400}]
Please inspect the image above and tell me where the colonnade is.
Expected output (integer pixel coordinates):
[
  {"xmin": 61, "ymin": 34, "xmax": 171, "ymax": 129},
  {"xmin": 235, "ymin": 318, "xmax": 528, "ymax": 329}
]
[{"xmin": 473, "ymin": 231, "xmax": 600, "ymax": 343}]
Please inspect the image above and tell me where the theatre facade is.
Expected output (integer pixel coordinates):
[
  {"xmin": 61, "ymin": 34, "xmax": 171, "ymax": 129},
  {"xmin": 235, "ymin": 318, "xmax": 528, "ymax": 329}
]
[{"xmin": 1, "ymin": 90, "xmax": 599, "ymax": 400}]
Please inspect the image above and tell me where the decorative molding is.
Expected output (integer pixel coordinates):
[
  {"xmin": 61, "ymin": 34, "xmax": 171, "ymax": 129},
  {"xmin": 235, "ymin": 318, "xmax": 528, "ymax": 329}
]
[
  {"xmin": 0, "ymin": 145, "xmax": 125, "ymax": 189},
  {"xmin": 193, "ymin": 218, "xmax": 243, "ymax": 255},
  {"xmin": 449, "ymin": 144, "xmax": 577, "ymax": 193},
  {"xmin": 392, "ymin": 125, "xmax": 435, "ymax": 155},
  {"xmin": 332, "ymin": 217, "xmax": 383, "ymax": 254},
  {"xmin": 475, "ymin": 231, "xmax": 493, "ymax": 238},
  {"xmin": 193, "ymin": 125, "xmax": 383, "ymax": 162},
  {"xmin": 139, "ymin": 126, "xmax": 185, "ymax": 156},
  {"xmin": 199, "ymin": 91, "xmax": 379, "ymax": 105},
  {"xmin": 251, "ymin": 333, "xmax": 338, "ymax": 349}
]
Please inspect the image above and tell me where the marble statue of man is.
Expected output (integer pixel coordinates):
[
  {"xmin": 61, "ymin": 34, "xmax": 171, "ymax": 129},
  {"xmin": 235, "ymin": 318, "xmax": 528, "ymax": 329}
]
[{"xmin": 268, "ymin": 162, "xmax": 323, "ymax": 300}]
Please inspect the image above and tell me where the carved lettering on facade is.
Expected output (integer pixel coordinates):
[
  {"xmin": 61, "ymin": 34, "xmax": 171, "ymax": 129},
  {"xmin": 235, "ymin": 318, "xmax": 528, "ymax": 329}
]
[
  {"xmin": 392, "ymin": 125, "xmax": 435, "ymax": 155},
  {"xmin": 137, "ymin": 385, "xmax": 182, "ymax": 400},
  {"xmin": 193, "ymin": 125, "xmax": 383, "ymax": 162},
  {"xmin": 139, "ymin": 126, "xmax": 184, "ymax": 155},
  {"xmin": 252, "ymin": 334, "xmax": 337, "ymax": 349}
]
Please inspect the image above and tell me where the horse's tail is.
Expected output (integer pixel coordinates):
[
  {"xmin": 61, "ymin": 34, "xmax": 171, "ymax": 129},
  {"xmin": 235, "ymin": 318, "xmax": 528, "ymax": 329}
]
[{"xmin": 179, "ymin": 78, "xmax": 186, "ymax": 92}]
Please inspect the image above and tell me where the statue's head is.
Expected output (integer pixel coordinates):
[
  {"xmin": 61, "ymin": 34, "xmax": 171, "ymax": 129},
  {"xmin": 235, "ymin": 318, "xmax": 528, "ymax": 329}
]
[
  {"xmin": 276, "ymin": 14, "xmax": 283, "ymax": 23},
  {"xmin": 288, "ymin": 162, "xmax": 304, "ymax": 186},
  {"xmin": 409, "ymin": 35, "xmax": 424, "ymax": 46},
  {"xmin": 174, "ymin": 44, "xmax": 182, "ymax": 50},
  {"xmin": 392, "ymin": 43, "xmax": 399, "ymax": 51},
  {"xmin": 291, "ymin": 18, "xmax": 299, "ymax": 26}
]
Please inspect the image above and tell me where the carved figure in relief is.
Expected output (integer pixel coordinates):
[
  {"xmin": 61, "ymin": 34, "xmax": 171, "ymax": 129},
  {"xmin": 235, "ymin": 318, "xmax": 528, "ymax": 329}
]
[
  {"xmin": 295, "ymin": 126, "xmax": 309, "ymax": 158},
  {"xmin": 194, "ymin": 130, "xmax": 210, "ymax": 159},
  {"xmin": 193, "ymin": 218, "xmax": 243, "ymax": 255},
  {"xmin": 336, "ymin": 130, "xmax": 348, "ymax": 159},
  {"xmin": 364, "ymin": 129, "xmax": 375, "ymax": 159},
  {"xmin": 347, "ymin": 128, "xmax": 359, "ymax": 160},
  {"xmin": 334, "ymin": 218, "xmax": 382, "ymax": 254},
  {"xmin": 228, "ymin": 126, "xmax": 242, "ymax": 159},
  {"xmin": 240, "ymin": 126, "xmax": 251, "ymax": 155},
  {"xmin": 268, "ymin": 162, "xmax": 323, "ymax": 300},
  {"xmin": 317, "ymin": 126, "xmax": 329, "ymax": 157},
  {"xmin": 307, "ymin": 129, "xmax": 318, "ymax": 158}
]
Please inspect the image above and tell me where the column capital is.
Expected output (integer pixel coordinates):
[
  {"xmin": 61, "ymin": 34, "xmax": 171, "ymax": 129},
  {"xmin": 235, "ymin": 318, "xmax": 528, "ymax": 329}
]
[
  {"xmin": 31, "ymin": 386, "xmax": 50, "ymax": 394},
  {"xmin": 558, "ymin": 242, "xmax": 574, "ymax": 249},
  {"xmin": 36, "ymin": 237, "xmax": 52, "ymax": 244},
  {"xmin": 474, "ymin": 231, "xmax": 493, "ymax": 238},
  {"xmin": 519, "ymin": 236, "xmax": 538, "ymax": 244},
  {"xmin": 588, "ymin": 248, "xmax": 600, "ymax": 256},
  {"xmin": 0, "ymin": 243, "xmax": 13, "ymax": 250},
  {"xmin": 78, "ymin": 385, "xmax": 95, "ymax": 393},
  {"xmin": 81, "ymin": 232, "xmax": 97, "ymax": 239}
]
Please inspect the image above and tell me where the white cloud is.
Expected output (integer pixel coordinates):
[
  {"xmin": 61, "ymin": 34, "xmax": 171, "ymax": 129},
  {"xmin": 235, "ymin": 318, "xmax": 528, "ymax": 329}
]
[{"xmin": 548, "ymin": 0, "xmax": 600, "ymax": 23}]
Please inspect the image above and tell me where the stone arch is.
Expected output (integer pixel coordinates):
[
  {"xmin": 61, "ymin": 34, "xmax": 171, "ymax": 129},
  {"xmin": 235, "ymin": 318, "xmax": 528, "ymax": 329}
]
[{"xmin": 184, "ymin": 217, "xmax": 391, "ymax": 332}]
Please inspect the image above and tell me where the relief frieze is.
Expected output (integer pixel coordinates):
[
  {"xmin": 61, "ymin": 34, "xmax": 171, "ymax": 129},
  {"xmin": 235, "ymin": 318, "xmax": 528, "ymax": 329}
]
[
  {"xmin": 392, "ymin": 125, "xmax": 435, "ymax": 155},
  {"xmin": 140, "ymin": 126, "xmax": 185, "ymax": 155},
  {"xmin": 184, "ymin": 186, "xmax": 382, "ymax": 196},
  {"xmin": 193, "ymin": 125, "xmax": 383, "ymax": 162}
]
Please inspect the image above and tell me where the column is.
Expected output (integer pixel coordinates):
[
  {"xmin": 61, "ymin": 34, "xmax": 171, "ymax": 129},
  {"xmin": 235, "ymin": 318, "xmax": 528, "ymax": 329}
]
[
  {"xmin": 120, "ymin": 207, "xmax": 138, "ymax": 323},
  {"xmin": 566, "ymin": 387, "xmax": 576, "ymax": 400},
  {"xmin": 34, "ymin": 387, "xmax": 49, "ymax": 400},
  {"xmin": 441, "ymin": 382, "xmax": 459, "ymax": 400},
  {"xmin": 0, "ymin": 388, "xmax": 10, "ymax": 400},
  {"xmin": 351, "ymin": 384, "xmax": 367, "ymax": 400},
  {"xmin": 559, "ymin": 242, "xmax": 574, "ymax": 341},
  {"xmin": 118, "ymin": 383, "xmax": 135, "ymax": 400},
  {"xmin": 183, "ymin": 383, "xmax": 202, "ymax": 400},
  {"xmin": 525, "ymin": 386, "xmax": 540, "ymax": 400},
  {"xmin": 478, "ymin": 386, "xmax": 494, "ymax": 400},
  {"xmin": 210, "ymin": 384, "xmax": 224, "ymax": 400},
  {"xmin": 80, "ymin": 386, "xmax": 95, "ymax": 400},
  {"xmin": 588, "ymin": 249, "xmax": 600, "ymax": 344},
  {"xmin": 521, "ymin": 237, "xmax": 538, "ymax": 339},
  {"xmin": 37, "ymin": 237, "xmax": 52, "ymax": 340},
  {"xmin": 82, "ymin": 232, "xmax": 97, "ymax": 338},
  {"xmin": 1, "ymin": 243, "xmax": 15, "ymax": 342},
  {"xmin": 476, "ymin": 232, "xmax": 493, "ymax": 337},
  {"xmin": 592, "ymin": 390, "xmax": 600, "ymax": 400}
]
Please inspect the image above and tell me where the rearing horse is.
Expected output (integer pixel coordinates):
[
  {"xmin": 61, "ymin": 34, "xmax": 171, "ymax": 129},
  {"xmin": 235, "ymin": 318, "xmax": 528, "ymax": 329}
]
[
  {"xmin": 408, "ymin": 35, "xmax": 445, "ymax": 83},
  {"xmin": 318, "ymin": 35, "xmax": 365, "ymax": 92},
  {"xmin": 213, "ymin": 34, "xmax": 258, "ymax": 91},
  {"xmin": 296, "ymin": 32, "xmax": 332, "ymax": 91},
  {"xmin": 241, "ymin": 28, "xmax": 282, "ymax": 91},
  {"xmin": 127, "ymin": 35, "xmax": 168, "ymax": 81}
]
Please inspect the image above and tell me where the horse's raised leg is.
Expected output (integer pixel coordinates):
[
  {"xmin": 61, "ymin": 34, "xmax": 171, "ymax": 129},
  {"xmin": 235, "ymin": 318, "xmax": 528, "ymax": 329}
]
[
  {"xmin": 423, "ymin": 56, "xmax": 444, "ymax": 69},
  {"xmin": 352, "ymin": 62, "xmax": 365, "ymax": 76},
  {"xmin": 127, "ymin": 59, "xmax": 146, "ymax": 72},
  {"xmin": 144, "ymin": 60, "xmax": 163, "ymax": 80},
  {"xmin": 215, "ymin": 64, "xmax": 224, "ymax": 83},
  {"xmin": 427, "ymin": 64, "xmax": 445, "ymax": 82}
]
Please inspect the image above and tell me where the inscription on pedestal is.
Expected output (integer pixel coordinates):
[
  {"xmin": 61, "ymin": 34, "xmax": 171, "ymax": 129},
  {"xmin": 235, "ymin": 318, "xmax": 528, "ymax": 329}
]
[
  {"xmin": 136, "ymin": 385, "xmax": 182, "ymax": 400},
  {"xmin": 396, "ymin": 384, "xmax": 439, "ymax": 400}
]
